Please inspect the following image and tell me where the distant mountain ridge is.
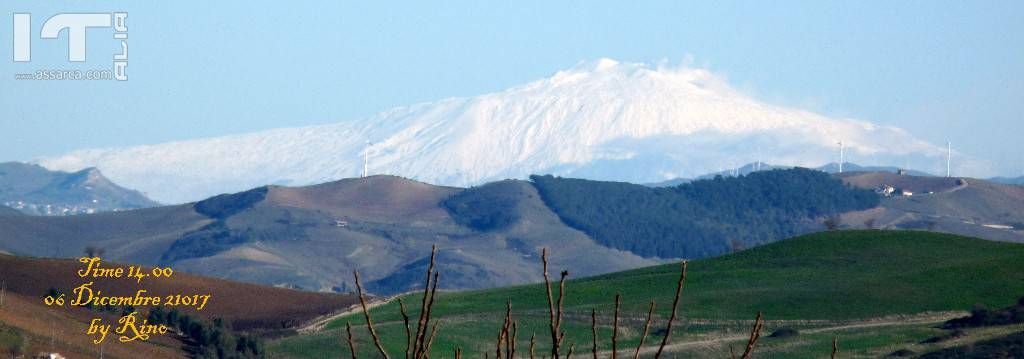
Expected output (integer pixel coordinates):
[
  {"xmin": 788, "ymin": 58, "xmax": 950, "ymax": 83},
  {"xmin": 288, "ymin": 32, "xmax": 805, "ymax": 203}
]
[
  {"xmin": 0, "ymin": 205, "xmax": 22, "ymax": 216},
  {"xmin": 988, "ymin": 176, "xmax": 1024, "ymax": 185},
  {"xmin": 817, "ymin": 162, "xmax": 934, "ymax": 176},
  {"xmin": 0, "ymin": 174, "xmax": 656, "ymax": 295},
  {"xmin": 0, "ymin": 168, "xmax": 877, "ymax": 295},
  {"xmin": 0, "ymin": 161, "xmax": 159, "ymax": 215},
  {"xmin": 1, "ymin": 168, "xmax": 1021, "ymax": 295},
  {"xmin": 645, "ymin": 162, "xmax": 929, "ymax": 187},
  {"xmin": 39, "ymin": 59, "xmax": 953, "ymax": 204}
]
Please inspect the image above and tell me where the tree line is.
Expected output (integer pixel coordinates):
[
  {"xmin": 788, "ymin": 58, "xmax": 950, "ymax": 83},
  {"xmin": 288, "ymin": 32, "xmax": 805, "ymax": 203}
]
[
  {"xmin": 147, "ymin": 307, "xmax": 264, "ymax": 359},
  {"xmin": 530, "ymin": 168, "xmax": 879, "ymax": 258}
]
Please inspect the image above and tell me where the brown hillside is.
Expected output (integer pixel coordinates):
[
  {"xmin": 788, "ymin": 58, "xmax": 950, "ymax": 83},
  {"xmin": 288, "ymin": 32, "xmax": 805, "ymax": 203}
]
[
  {"xmin": 0, "ymin": 254, "xmax": 358, "ymax": 331},
  {"xmin": 265, "ymin": 175, "xmax": 461, "ymax": 223},
  {"xmin": 0, "ymin": 204, "xmax": 210, "ymax": 263},
  {"xmin": 838, "ymin": 173, "xmax": 1024, "ymax": 243},
  {"xmin": 839, "ymin": 172, "xmax": 962, "ymax": 193},
  {"xmin": 0, "ymin": 175, "xmax": 657, "ymax": 295},
  {"xmin": 0, "ymin": 292, "xmax": 183, "ymax": 359}
]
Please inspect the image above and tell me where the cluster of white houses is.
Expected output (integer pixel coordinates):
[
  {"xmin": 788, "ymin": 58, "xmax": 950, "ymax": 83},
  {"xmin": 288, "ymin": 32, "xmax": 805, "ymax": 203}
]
[{"xmin": 875, "ymin": 185, "xmax": 913, "ymax": 197}]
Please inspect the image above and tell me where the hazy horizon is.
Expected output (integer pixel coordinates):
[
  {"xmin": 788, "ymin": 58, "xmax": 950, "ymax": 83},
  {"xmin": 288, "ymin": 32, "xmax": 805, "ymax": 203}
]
[{"xmin": 2, "ymin": 1, "xmax": 1022, "ymax": 177}]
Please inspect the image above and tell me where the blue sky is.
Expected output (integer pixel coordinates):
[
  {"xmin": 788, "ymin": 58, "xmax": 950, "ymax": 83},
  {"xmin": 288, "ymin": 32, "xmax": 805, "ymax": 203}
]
[{"xmin": 1, "ymin": 1, "xmax": 1022, "ymax": 176}]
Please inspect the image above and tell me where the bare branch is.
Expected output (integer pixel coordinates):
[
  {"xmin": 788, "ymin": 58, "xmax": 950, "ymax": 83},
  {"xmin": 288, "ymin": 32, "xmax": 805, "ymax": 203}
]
[
  {"xmin": 740, "ymin": 311, "xmax": 764, "ymax": 359},
  {"xmin": 413, "ymin": 245, "xmax": 438, "ymax": 357},
  {"xmin": 542, "ymin": 248, "xmax": 561, "ymax": 359},
  {"xmin": 496, "ymin": 330, "xmax": 505, "ymax": 359},
  {"xmin": 612, "ymin": 293, "xmax": 621, "ymax": 359},
  {"xmin": 529, "ymin": 333, "xmax": 536, "ymax": 359},
  {"xmin": 510, "ymin": 321, "xmax": 518, "ymax": 359},
  {"xmin": 422, "ymin": 322, "xmax": 440, "ymax": 358},
  {"xmin": 633, "ymin": 300, "xmax": 655, "ymax": 359},
  {"xmin": 831, "ymin": 336, "xmax": 838, "ymax": 359},
  {"xmin": 557, "ymin": 270, "xmax": 568, "ymax": 330},
  {"xmin": 399, "ymin": 298, "xmax": 412, "ymax": 359},
  {"xmin": 591, "ymin": 309, "xmax": 598, "ymax": 359},
  {"xmin": 498, "ymin": 299, "xmax": 512, "ymax": 359},
  {"xmin": 496, "ymin": 319, "xmax": 506, "ymax": 359},
  {"xmin": 345, "ymin": 322, "xmax": 357, "ymax": 359},
  {"xmin": 654, "ymin": 261, "xmax": 688, "ymax": 358},
  {"xmin": 417, "ymin": 271, "xmax": 441, "ymax": 359},
  {"xmin": 354, "ymin": 270, "xmax": 390, "ymax": 359}
]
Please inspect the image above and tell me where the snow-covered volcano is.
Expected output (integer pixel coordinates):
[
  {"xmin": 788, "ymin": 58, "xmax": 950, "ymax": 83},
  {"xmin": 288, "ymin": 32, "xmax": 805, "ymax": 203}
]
[{"xmin": 41, "ymin": 59, "xmax": 949, "ymax": 203}]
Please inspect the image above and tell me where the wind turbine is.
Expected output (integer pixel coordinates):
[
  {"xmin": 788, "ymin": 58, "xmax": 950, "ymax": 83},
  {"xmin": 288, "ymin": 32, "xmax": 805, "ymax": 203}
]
[
  {"xmin": 755, "ymin": 145, "xmax": 762, "ymax": 172},
  {"xmin": 837, "ymin": 141, "xmax": 845, "ymax": 173},
  {"xmin": 946, "ymin": 141, "xmax": 952, "ymax": 178},
  {"xmin": 363, "ymin": 140, "xmax": 372, "ymax": 178}
]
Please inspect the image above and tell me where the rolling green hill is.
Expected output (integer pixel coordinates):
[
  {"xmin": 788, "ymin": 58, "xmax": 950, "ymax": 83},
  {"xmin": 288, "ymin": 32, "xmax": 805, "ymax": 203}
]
[{"xmin": 270, "ymin": 230, "xmax": 1024, "ymax": 358}]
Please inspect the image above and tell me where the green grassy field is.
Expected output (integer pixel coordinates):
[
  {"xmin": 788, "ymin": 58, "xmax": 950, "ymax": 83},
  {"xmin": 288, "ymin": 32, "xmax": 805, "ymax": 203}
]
[{"xmin": 269, "ymin": 230, "xmax": 1024, "ymax": 357}]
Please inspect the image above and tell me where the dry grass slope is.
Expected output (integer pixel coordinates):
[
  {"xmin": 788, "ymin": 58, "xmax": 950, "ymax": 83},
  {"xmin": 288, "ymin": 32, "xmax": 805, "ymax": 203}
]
[{"xmin": 0, "ymin": 254, "xmax": 358, "ymax": 332}]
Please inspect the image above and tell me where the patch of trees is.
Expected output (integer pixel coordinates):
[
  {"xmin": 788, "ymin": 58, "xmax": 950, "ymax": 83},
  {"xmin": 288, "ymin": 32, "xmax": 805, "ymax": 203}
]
[
  {"xmin": 160, "ymin": 221, "xmax": 247, "ymax": 263},
  {"xmin": 530, "ymin": 168, "xmax": 879, "ymax": 258},
  {"xmin": 443, "ymin": 181, "xmax": 524, "ymax": 231},
  {"xmin": 905, "ymin": 297, "xmax": 1024, "ymax": 358},
  {"xmin": 942, "ymin": 296, "xmax": 1024, "ymax": 329},
  {"xmin": 147, "ymin": 307, "xmax": 264, "ymax": 359},
  {"xmin": 919, "ymin": 331, "xmax": 1024, "ymax": 358},
  {"xmin": 194, "ymin": 187, "xmax": 268, "ymax": 219},
  {"xmin": 1, "ymin": 325, "xmax": 28, "ymax": 358},
  {"xmin": 162, "ymin": 206, "xmax": 320, "ymax": 263}
]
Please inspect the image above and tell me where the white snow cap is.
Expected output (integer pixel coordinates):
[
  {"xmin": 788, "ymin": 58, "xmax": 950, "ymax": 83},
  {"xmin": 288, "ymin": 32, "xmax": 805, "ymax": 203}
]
[{"xmin": 41, "ymin": 59, "xmax": 956, "ymax": 203}]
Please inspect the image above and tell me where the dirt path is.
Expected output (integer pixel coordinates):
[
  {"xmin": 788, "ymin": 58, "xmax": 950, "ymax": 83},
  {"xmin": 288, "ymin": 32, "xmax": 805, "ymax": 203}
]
[
  {"xmin": 297, "ymin": 295, "xmax": 398, "ymax": 333},
  {"xmin": 297, "ymin": 299, "xmax": 964, "ymax": 355},
  {"xmin": 297, "ymin": 287, "xmax": 446, "ymax": 333},
  {"xmin": 626, "ymin": 311, "xmax": 964, "ymax": 356}
]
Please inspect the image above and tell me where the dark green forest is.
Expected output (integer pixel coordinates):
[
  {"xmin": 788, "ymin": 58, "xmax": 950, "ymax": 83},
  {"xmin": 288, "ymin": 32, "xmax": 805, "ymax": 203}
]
[
  {"xmin": 530, "ymin": 168, "xmax": 879, "ymax": 258},
  {"xmin": 147, "ymin": 307, "xmax": 265, "ymax": 359}
]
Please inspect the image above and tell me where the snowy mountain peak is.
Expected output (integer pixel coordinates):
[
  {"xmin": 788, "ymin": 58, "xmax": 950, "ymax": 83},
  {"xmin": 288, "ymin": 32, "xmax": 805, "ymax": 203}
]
[
  {"xmin": 40, "ymin": 59, "xmax": 954, "ymax": 203},
  {"xmin": 588, "ymin": 57, "xmax": 621, "ymax": 71}
]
